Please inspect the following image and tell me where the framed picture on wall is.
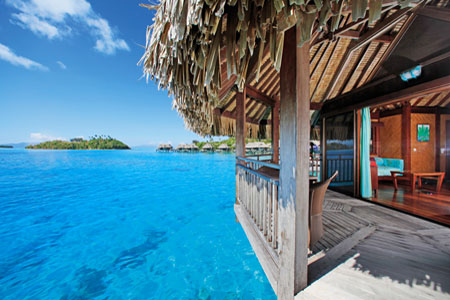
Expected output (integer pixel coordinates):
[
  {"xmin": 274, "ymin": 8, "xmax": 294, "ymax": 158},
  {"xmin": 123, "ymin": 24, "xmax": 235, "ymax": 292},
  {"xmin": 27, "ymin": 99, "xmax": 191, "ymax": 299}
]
[{"xmin": 417, "ymin": 124, "xmax": 430, "ymax": 142}]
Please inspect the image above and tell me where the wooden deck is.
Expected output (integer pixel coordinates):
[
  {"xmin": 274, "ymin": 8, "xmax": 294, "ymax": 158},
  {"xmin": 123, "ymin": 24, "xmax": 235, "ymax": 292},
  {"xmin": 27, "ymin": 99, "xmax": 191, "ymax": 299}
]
[
  {"xmin": 297, "ymin": 190, "xmax": 450, "ymax": 300},
  {"xmin": 371, "ymin": 182, "xmax": 450, "ymax": 226}
]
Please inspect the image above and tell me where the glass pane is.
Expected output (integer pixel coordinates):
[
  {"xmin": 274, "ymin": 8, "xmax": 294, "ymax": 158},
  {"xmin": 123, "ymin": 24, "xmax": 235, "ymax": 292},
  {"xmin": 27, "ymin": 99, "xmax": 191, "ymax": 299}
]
[{"xmin": 325, "ymin": 112, "xmax": 355, "ymax": 195}]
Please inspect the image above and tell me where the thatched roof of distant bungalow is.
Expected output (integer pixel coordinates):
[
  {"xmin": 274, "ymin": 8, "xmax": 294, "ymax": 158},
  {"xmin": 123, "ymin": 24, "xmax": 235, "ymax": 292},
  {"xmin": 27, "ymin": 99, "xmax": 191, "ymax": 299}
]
[
  {"xmin": 202, "ymin": 143, "xmax": 214, "ymax": 150},
  {"xmin": 218, "ymin": 143, "xmax": 230, "ymax": 150},
  {"xmin": 157, "ymin": 143, "xmax": 173, "ymax": 149},
  {"xmin": 246, "ymin": 142, "xmax": 271, "ymax": 149},
  {"xmin": 187, "ymin": 143, "xmax": 199, "ymax": 150},
  {"xmin": 140, "ymin": 0, "xmax": 442, "ymax": 139},
  {"xmin": 175, "ymin": 143, "xmax": 187, "ymax": 150}
]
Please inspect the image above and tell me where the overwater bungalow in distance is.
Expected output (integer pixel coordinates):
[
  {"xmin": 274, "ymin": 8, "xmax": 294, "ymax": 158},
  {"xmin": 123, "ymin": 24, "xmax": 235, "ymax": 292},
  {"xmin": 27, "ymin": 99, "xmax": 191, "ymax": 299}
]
[
  {"xmin": 217, "ymin": 143, "xmax": 231, "ymax": 152},
  {"xmin": 175, "ymin": 143, "xmax": 199, "ymax": 152},
  {"xmin": 174, "ymin": 143, "xmax": 187, "ymax": 152},
  {"xmin": 246, "ymin": 142, "xmax": 272, "ymax": 154},
  {"xmin": 156, "ymin": 143, "xmax": 173, "ymax": 152},
  {"xmin": 201, "ymin": 143, "xmax": 214, "ymax": 152},
  {"xmin": 140, "ymin": 1, "xmax": 450, "ymax": 299}
]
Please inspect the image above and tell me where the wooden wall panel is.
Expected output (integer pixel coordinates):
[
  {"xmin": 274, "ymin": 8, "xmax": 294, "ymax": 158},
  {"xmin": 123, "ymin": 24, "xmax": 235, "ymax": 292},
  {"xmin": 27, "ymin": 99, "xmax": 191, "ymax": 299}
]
[
  {"xmin": 379, "ymin": 115, "xmax": 402, "ymax": 159},
  {"xmin": 411, "ymin": 114, "xmax": 435, "ymax": 173},
  {"xmin": 440, "ymin": 115, "xmax": 450, "ymax": 172}
]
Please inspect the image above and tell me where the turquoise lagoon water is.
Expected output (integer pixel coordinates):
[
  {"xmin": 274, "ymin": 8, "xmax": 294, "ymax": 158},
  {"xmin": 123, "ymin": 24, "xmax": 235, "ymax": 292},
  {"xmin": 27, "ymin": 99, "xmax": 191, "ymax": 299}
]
[{"xmin": 0, "ymin": 149, "xmax": 275, "ymax": 299}]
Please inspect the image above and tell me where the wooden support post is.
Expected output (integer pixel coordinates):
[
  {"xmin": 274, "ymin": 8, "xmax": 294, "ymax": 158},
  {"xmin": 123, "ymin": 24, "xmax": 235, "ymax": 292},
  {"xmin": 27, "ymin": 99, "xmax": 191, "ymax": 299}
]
[
  {"xmin": 278, "ymin": 26, "xmax": 310, "ymax": 299},
  {"xmin": 436, "ymin": 112, "xmax": 441, "ymax": 171},
  {"xmin": 236, "ymin": 90, "xmax": 247, "ymax": 157},
  {"xmin": 402, "ymin": 102, "xmax": 412, "ymax": 171},
  {"xmin": 273, "ymin": 101, "xmax": 280, "ymax": 164},
  {"xmin": 236, "ymin": 90, "xmax": 246, "ymax": 222}
]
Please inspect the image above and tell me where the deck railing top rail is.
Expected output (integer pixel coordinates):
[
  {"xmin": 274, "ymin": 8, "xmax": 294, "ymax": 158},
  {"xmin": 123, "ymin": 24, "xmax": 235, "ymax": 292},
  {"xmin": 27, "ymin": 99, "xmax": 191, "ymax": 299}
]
[
  {"xmin": 236, "ymin": 163, "xmax": 280, "ymax": 185},
  {"xmin": 237, "ymin": 156, "xmax": 280, "ymax": 170}
]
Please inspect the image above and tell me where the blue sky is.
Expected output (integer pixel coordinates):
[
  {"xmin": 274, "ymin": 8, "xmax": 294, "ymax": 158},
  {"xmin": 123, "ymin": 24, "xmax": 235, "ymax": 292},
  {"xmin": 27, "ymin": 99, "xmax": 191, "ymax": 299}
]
[{"xmin": 0, "ymin": 0, "xmax": 205, "ymax": 146}]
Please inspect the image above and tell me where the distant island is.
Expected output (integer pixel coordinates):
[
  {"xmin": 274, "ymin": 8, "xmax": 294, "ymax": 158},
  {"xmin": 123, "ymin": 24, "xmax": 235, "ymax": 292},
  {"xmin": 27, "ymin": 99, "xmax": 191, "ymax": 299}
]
[
  {"xmin": 0, "ymin": 145, "xmax": 13, "ymax": 148},
  {"xmin": 26, "ymin": 135, "xmax": 130, "ymax": 150}
]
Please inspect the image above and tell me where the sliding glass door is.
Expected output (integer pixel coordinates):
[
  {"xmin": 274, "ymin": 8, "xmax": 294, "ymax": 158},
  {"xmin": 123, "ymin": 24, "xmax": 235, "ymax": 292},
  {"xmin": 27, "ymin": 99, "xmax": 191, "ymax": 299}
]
[{"xmin": 323, "ymin": 111, "xmax": 355, "ymax": 196}]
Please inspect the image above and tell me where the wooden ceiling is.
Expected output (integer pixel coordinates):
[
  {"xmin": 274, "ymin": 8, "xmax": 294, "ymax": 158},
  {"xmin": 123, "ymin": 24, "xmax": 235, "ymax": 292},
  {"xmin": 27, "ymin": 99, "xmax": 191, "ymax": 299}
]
[
  {"xmin": 214, "ymin": 2, "xmax": 450, "ymax": 133},
  {"xmin": 372, "ymin": 89, "xmax": 450, "ymax": 113}
]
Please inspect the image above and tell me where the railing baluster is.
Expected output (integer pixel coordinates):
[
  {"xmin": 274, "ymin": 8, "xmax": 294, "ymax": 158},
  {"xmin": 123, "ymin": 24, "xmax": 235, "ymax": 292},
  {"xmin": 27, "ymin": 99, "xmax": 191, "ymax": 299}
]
[
  {"xmin": 273, "ymin": 184, "xmax": 278, "ymax": 250},
  {"xmin": 236, "ymin": 157, "xmax": 280, "ymax": 252}
]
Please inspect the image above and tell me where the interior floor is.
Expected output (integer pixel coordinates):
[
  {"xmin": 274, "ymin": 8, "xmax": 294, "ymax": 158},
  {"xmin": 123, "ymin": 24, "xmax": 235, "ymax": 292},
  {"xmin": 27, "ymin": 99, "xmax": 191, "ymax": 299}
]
[{"xmin": 370, "ymin": 181, "xmax": 450, "ymax": 226}]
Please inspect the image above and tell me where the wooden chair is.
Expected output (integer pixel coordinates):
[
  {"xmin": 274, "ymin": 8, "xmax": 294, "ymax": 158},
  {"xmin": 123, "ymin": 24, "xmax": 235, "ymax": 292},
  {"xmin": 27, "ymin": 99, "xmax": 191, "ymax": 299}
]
[{"xmin": 309, "ymin": 171, "xmax": 338, "ymax": 247}]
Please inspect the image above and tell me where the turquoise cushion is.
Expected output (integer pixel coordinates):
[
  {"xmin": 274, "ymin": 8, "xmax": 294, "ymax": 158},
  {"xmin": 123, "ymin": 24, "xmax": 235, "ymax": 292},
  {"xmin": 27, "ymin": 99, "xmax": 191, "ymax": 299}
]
[
  {"xmin": 377, "ymin": 166, "xmax": 403, "ymax": 177},
  {"xmin": 374, "ymin": 157, "xmax": 404, "ymax": 176},
  {"xmin": 374, "ymin": 157, "xmax": 384, "ymax": 166}
]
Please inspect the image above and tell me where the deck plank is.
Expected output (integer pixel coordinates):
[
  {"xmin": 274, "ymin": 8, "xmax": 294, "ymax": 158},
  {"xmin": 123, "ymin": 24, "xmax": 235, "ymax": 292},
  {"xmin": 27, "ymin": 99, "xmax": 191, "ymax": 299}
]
[{"xmin": 296, "ymin": 191, "xmax": 450, "ymax": 300}]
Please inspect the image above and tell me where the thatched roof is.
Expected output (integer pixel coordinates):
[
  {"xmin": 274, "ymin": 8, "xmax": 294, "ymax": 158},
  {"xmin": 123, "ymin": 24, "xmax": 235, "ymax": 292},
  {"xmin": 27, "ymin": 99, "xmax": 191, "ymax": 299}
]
[
  {"xmin": 202, "ymin": 143, "xmax": 214, "ymax": 149},
  {"xmin": 140, "ymin": 0, "xmax": 430, "ymax": 138},
  {"xmin": 157, "ymin": 143, "xmax": 173, "ymax": 149},
  {"xmin": 247, "ymin": 142, "xmax": 271, "ymax": 149},
  {"xmin": 218, "ymin": 143, "xmax": 230, "ymax": 150},
  {"xmin": 187, "ymin": 143, "xmax": 199, "ymax": 150},
  {"xmin": 175, "ymin": 143, "xmax": 187, "ymax": 150}
]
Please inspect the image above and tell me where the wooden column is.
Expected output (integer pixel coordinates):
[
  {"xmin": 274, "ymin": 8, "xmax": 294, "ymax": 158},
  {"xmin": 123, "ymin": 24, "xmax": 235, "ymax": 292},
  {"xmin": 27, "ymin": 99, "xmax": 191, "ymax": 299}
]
[
  {"xmin": 436, "ymin": 112, "xmax": 441, "ymax": 171},
  {"xmin": 236, "ymin": 90, "xmax": 246, "ymax": 157},
  {"xmin": 401, "ymin": 102, "xmax": 412, "ymax": 171},
  {"xmin": 235, "ymin": 90, "xmax": 246, "ymax": 221},
  {"xmin": 278, "ymin": 26, "xmax": 310, "ymax": 299},
  {"xmin": 272, "ymin": 101, "xmax": 280, "ymax": 163}
]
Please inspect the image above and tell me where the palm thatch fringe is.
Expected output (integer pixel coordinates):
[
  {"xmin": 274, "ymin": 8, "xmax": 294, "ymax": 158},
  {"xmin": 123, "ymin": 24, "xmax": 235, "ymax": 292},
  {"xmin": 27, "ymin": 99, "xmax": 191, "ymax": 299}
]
[{"xmin": 139, "ymin": 0, "xmax": 408, "ymax": 137}]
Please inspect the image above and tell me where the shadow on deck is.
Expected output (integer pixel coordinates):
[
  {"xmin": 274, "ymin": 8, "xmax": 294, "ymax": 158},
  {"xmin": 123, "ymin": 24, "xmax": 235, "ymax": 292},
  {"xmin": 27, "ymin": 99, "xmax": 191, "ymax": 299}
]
[{"xmin": 299, "ymin": 190, "xmax": 450, "ymax": 300}]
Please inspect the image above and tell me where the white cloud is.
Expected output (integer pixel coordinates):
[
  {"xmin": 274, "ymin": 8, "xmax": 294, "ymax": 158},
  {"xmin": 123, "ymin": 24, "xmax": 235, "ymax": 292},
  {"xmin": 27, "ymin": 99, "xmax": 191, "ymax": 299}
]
[
  {"xmin": 57, "ymin": 60, "xmax": 67, "ymax": 69},
  {"xmin": 6, "ymin": 0, "xmax": 129, "ymax": 55},
  {"xmin": 0, "ymin": 43, "xmax": 48, "ymax": 71},
  {"xmin": 30, "ymin": 132, "xmax": 65, "ymax": 142},
  {"xmin": 85, "ymin": 17, "xmax": 129, "ymax": 54},
  {"xmin": 11, "ymin": 13, "xmax": 61, "ymax": 39}
]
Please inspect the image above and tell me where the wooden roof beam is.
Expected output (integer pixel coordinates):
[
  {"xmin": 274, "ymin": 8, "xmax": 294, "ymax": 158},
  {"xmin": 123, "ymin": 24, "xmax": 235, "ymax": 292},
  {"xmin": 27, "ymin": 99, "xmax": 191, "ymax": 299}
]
[
  {"xmin": 436, "ymin": 92, "xmax": 450, "ymax": 107},
  {"xmin": 424, "ymin": 93, "xmax": 440, "ymax": 106},
  {"xmin": 311, "ymin": 39, "xmax": 340, "ymax": 101},
  {"xmin": 411, "ymin": 97, "xmax": 424, "ymax": 106},
  {"xmin": 263, "ymin": 73, "xmax": 280, "ymax": 96},
  {"xmin": 322, "ymin": 7, "xmax": 412, "ymax": 101},
  {"xmin": 314, "ymin": 6, "xmax": 395, "ymax": 46},
  {"xmin": 337, "ymin": 43, "xmax": 371, "ymax": 95},
  {"xmin": 310, "ymin": 102, "xmax": 323, "ymax": 110},
  {"xmin": 336, "ymin": 30, "xmax": 394, "ymax": 43},
  {"xmin": 246, "ymin": 100, "xmax": 261, "ymax": 117},
  {"xmin": 366, "ymin": 2, "xmax": 427, "ymax": 82},
  {"xmin": 351, "ymin": 43, "xmax": 383, "ymax": 89},
  {"xmin": 257, "ymin": 106, "xmax": 272, "ymax": 123},
  {"xmin": 252, "ymin": 105, "xmax": 267, "ymax": 121},
  {"xmin": 322, "ymin": 75, "xmax": 450, "ymax": 117},
  {"xmin": 213, "ymin": 108, "xmax": 260, "ymax": 125},
  {"xmin": 311, "ymin": 42, "xmax": 331, "ymax": 79},
  {"xmin": 245, "ymin": 84, "xmax": 276, "ymax": 107}
]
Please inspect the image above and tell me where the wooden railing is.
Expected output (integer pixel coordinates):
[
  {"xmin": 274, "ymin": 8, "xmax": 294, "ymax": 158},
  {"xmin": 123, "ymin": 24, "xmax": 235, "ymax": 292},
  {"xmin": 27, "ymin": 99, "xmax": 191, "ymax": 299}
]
[
  {"xmin": 326, "ymin": 155, "xmax": 353, "ymax": 183},
  {"xmin": 236, "ymin": 157, "xmax": 280, "ymax": 261},
  {"xmin": 245, "ymin": 153, "xmax": 273, "ymax": 162}
]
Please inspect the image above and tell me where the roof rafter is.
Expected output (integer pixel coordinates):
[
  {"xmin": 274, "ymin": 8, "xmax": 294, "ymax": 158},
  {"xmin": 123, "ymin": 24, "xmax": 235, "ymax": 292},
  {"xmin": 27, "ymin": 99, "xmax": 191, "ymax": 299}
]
[
  {"xmin": 246, "ymin": 84, "xmax": 276, "ymax": 107},
  {"xmin": 314, "ymin": 5, "xmax": 395, "ymax": 46},
  {"xmin": 337, "ymin": 43, "xmax": 371, "ymax": 95},
  {"xmin": 321, "ymin": 7, "xmax": 412, "ymax": 101}
]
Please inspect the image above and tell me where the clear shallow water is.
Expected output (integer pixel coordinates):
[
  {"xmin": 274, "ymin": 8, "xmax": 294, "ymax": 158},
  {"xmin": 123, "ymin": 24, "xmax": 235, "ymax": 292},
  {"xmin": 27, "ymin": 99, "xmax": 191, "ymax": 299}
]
[{"xmin": 0, "ymin": 149, "xmax": 275, "ymax": 300}]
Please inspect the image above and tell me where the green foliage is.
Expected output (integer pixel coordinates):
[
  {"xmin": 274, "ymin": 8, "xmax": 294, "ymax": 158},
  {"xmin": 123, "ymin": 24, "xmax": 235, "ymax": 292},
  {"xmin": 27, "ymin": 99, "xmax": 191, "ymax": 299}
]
[
  {"xmin": 193, "ymin": 137, "xmax": 271, "ymax": 150},
  {"xmin": 26, "ymin": 135, "xmax": 130, "ymax": 150}
]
